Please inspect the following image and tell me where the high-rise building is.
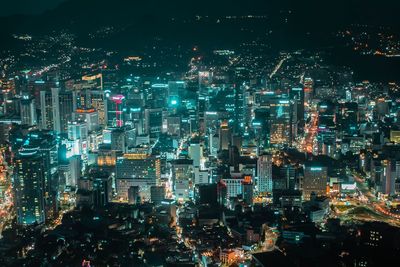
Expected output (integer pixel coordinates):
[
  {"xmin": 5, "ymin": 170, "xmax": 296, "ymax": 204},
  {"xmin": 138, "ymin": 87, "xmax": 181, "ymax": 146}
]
[
  {"xmin": 68, "ymin": 121, "xmax": 89, "ymax": 160},
  {"xmin": 88, "ymin": 89, "xmax": 107, "ymax": 127},
  {"xmin": 197, "ymin": 96, "xmax": 209, "ymax": 135},
  {"xmin": 144, "ymin": 108, "xmax": 163, "ymax": 139},
  {"xmin": 242, "ymin": 184, "xmax": 254, "ymax": 206},
  {"xmin": 13, "ymin": 146, "xmax": 46, "ymax": 225},
  {"xmin": 68, "ymin": 121, "xmax": 88, "ymax": 141},
  {"xmin": 219, "ymin": 121, "xmax": 231, "ymax": 151},
  {"xmin": 303, "ymin": 163, "xmax": 328, "ymax": 200},
  {"xmin": 51, "ymin": 87, "xmax": 61, "ymax": 133},
  {"xmin": 290, "ymin": 87, "xmax": 305, "ymax": 126},
  {"xmin": 257, "ymin": 153, "xmax": 273, "ymax": 193},
  {"xmin": 116, "ymin": 153, "xmax": 161, "ymax": 201},
  {"xmin": 73, "ymin": 108, "xmax": 99, "ymax": 132},
  {"xmin": 222, "ymin": 176, "xmax": 243, "ymax": 199},
  {"xmin": 338, "ymin": 102, "xmax": 358, "ymax": 136},
  {"xmin": 40, "ymin": 90, "xmax": 53, "ymax": 130},
  {"xmin": 253, "ymin": 108, "xmax": 270, "ymax": 149},
  {"xmin": 242, "ymin": 175, "xmax": 254, "ymax": 205},
  {"xmin": 68, "ymin": 155, "xmax": 81, "ymax": 187},
  {"xmin": 209, "ymin": 132, "xmax": 219, "ymax": 157},
  {"xmin": 172, "ymin": 159, "xmax": 194, "ymax": 202},
  {"xmin": 222, "ymin": 174, "xmax": 252, "ymax": 203},
  {"xmin": 39, "ymin": 87, "xmax": 74, "ymax": 133},
  {"xmin": 31, "ymin": 131, "xmax": 59, "ymax": 220},
  {"xmin": 20, "ymin": 95, "xmax": 37, "ymax": 126},
  {"xmin": 317, "ymin": 101, "xmax": 336, "ymax": 155},
  {"xmin": 188, "ymin": 143, "xmax": 202, "ymax": 168},
  {"xmin": 165, "ymin": 116, "xmax": 181, "ymax": 137},
  {"xmin": 303, "ymin": 77, "xmax": 314, "ymax": 103},
  {"xmin": 110, "ymin": 127, "xmax": 126, "ymax": 152},
  {"xmin": 91, "ymin": 171, "xmax": 113, "ymax": 208},
  {"xmin": 381, "ymin": 159, "xmax": 397, "ymax": 196},
  {"xmin": 280, "ymin": 164, "xmax": 297, "ymax": 190},
  {"xmin": 58, "ymin": 90, "xmax": 75, "ymax": 133},
  {"xmin": 268, "ymin": 97, "xmax": 292, "ymax": 146},
  {"xmin": 150, "ymin": 83, "xmax": 169, "ymax": 108}
]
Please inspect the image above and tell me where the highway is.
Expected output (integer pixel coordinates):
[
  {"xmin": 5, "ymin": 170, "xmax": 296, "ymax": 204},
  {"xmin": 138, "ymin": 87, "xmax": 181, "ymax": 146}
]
[
  {"xmin": 352, "ymin": 172, "xmax": 400, "ymax": 221},
  {"xmin": 331, "ymin": 171, "xmax": 400, "ymax": 227}
]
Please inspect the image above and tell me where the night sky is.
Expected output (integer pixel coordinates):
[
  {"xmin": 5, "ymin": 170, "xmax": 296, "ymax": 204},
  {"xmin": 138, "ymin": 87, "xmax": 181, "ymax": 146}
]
[{"xmin": 0, "ymin": 0, "xmax": 66, "ymax": 16}]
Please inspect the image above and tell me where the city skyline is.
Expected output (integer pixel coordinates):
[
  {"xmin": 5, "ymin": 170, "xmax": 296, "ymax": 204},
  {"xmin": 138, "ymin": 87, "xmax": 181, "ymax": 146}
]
[{"xmin": 0, "ymin": 1, "xmax": 400, "ymax": 266}]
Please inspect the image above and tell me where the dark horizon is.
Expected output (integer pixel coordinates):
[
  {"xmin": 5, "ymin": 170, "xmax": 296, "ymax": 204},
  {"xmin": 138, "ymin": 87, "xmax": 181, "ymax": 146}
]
[{"xmin": 0, "ymin": 0, "xmax": 66, "ymax": 17}]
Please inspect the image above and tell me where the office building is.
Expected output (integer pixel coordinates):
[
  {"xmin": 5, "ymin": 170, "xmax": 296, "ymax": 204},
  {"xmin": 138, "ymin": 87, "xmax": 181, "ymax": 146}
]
[
  {"xmin": 303, "ymin": 163, "xmax": 328, "ymax": 200},
  {"xmin": 13, "ymin": 146, "xmax": 46, "ymax": 225},
  {"xmin": 257, "ymin": 153, "xmax": 273, "ymax": 193},
  {"xmin": 116, "ymin": 153, "xmax": 161, "ymax": 201},
  {"xmin": 20, "ymin": 95, "xmax": 37, "ymax": 126}
]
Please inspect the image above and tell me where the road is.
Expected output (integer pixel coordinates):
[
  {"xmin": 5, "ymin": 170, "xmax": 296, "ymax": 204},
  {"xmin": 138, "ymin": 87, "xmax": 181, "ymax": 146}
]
[
  {"xmin": 269, "ymin": 55, "xmax": 290, "ymax": 79},
  {"xmin": 295, "ymin": 103, "xmax": 318, "ymax": 154},
  {"xmin": 0, "ymin": 149, "xmax": 14, "ymax": 238},
  {"xmin": 331, "ymin": 172, "xmax": 400, "ymax": 227},
  {"xmin": 302, "ymin": 111, "xmax": 318, "ymax": 154},
  {"xmin": 352, "ymin": 173, "xmax": 400, "ymax": 220}
]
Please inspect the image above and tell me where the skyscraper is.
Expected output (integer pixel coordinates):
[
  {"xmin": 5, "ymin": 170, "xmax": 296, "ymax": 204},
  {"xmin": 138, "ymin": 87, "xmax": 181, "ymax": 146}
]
[
  {"xmin": 188, "ymin": 143, "xmax": 202, "ymax": 168},
  {"xmin": 303, "ymin": 163, "xmax": 328, "ymax": 200},
  {"xmin": 58, "ymin": 90, "xmax": 74, "ymax": 133},
  {"xmin": 13, "ymin": 146, "xmax": 46, "ymax": 225},
  {"xmin": 317, "ymin": 101, "xmax": 336, "ymax": 155},
  {"xmin": 20, "ymin": 95, "xmax": 37, "ymax": 126},
  {"xmin": 268, "ymin": 97, "xmax": 292, "ymax": 146},
  {"xmin": 39, "ymin": 87, "xmax": 74, "ymax": 133},
  {"xmin": 257, "ymin": 153, "xmax": 273, "ymax": 193},
  {"xmin": 280, "ymin": 164, "xmax": 297, "ymax": 190},
  {"xmin": 89, "ymin": 89, "xmax": 107, "ymax": 127},
  {"xmin": 219, "ymin": 121, "xmax": 231, "ymax": 151},
  {"xmin": 30, "ymin": 131, "xmax": 59, "ymax": 220},
  {"xmin": 40, "ymin": 90, "xmax": 53, "ymax": 130},
  {"xmin": 51, "ymin": 87, "xmax": 61, "ymax": 133},
  {"xmin": 172, "ymin": 159, "xmax": 194, "ymax": 202},
  {"xmin": 144, "ymin": 108, "xmax": 163, "ymax": 139}
]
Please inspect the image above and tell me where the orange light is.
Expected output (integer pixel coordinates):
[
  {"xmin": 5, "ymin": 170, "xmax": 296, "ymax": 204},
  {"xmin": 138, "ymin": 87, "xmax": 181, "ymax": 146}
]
[
  {"xmin": 76, "ymin": 108, "xmax": 95, "ymax": 113},
  {"xmin": 243, "ymin": 175, "xmax": 252, "ymax": 184}
]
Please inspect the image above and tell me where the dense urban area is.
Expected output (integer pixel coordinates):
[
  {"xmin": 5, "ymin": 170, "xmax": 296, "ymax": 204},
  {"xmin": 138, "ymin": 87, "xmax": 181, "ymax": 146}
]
[{"xmin": 0, "ymin": 1, "xmax": 400, "ymax": 266}]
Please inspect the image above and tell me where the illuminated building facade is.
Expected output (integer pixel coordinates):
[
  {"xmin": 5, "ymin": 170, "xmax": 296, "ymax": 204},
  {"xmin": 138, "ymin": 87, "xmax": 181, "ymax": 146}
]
[
  {"xmin": 219, "ymin": 121, "xmax": 231, "ymax": 151},
  {"xmin": 303, "ymin": 164, "xmax": 328, "ymax": 200},
  {"xmin": 115, "ymin": 153, "xmax": 161, "ymax": 201},
  {"xmin": 13, "ymin": 147, "xmax": 46, "ymax": 225},
  {"xmin": 266, "ymin": 97, "xmax": 293, "ymax": 146},
  {"xmin": 20, "ymin": 95, "xmax": 37, "ymax": 126},
  {"xmin": 257, "ymin": 153, "xmax": 273, "ymax": 193}
]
